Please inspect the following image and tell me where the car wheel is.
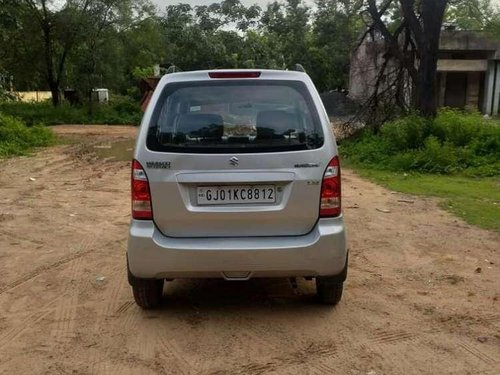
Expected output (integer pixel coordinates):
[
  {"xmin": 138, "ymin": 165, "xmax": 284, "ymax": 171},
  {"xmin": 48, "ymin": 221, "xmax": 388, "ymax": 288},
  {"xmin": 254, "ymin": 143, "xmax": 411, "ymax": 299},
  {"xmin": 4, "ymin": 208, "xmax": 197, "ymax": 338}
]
[
  {"xmin": 316, "ymin": 278, "xmax": 343, "ymax": 306},
  {"xmin": 132, "ymin": 278, "xmax": 164, "ymax": 309}
]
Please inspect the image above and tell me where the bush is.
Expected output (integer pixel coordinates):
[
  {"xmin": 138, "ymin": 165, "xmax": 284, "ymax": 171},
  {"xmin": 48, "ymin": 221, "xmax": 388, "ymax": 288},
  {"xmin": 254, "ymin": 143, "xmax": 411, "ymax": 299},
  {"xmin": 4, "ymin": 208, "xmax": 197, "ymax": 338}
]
[
  {"xmin": 380, "ymin": 114, "xmax": 430, "ymax": 151},
  {"xmin": 0, "ymin": 95, "xmax": 142, "ymax": 126},
  {"xmin": 340, "ymin": 109, "xmax": 500, "ymax": 176},
  {"xmin": 0, "ymin": 112, "xmax": 55, "ymax": 157},
  {"xmin": 432, "ymin": 109, "xmax": 483, "ymax": 147}
]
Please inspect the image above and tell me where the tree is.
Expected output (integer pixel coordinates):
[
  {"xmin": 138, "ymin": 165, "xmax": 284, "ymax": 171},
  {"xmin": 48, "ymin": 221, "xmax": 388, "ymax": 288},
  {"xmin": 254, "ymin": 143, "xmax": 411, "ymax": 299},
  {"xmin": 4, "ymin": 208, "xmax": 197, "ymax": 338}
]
[
  {"xmin": 311, "ymin": 0, "xmax": 363, "ymax": 91},
  {"xmin": 446, "ymin": 0, "xmax": 500, "ymax": 39},
  {"xmin": 486, "ymin": 11, "xmax": 500, "ymax": 40},
  {"xmin": 260, "ymin": 0, "xmax": 311, "ymax": 69},
  {"xmin": 0, "ymin": 0, "xmax": 46, "ymax": 91},
  {"xmin": 160, "ymin": 1, "xmax": 263, "ymax": 71},
  {"xmin": 69, "ymin": 3, "xmax": 163, "ymax": 102},
  {"xmin": 446, "ymin": 0, "xmax": 494, "ymax": 30},
  {"xmin": 363, "ymin": 0, "xmax": 448, "ymax": 118},
  {"xmin": 10, "ymin": 0, "xmax": 156, "ymax": 106},
  {"xmin": 19, "ymin": 0, "xmax": 89, "ymax": 106}
]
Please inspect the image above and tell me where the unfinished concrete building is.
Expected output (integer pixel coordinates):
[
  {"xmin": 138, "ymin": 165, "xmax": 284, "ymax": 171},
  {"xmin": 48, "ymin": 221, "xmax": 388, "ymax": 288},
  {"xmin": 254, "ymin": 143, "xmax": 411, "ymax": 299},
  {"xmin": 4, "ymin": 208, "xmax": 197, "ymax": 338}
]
[{"xmin": 349, "ymin": 30, "xmax": 500, "ymax": 116}]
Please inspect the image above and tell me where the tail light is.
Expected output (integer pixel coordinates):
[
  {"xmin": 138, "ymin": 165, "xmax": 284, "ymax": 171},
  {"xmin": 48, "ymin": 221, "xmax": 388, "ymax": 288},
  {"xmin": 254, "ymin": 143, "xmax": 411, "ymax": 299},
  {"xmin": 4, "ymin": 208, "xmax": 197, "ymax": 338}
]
[
  {"xmin": 320, "ymin": 156, "xmax": 341, "ymax": 217},
  {"xmin": 131, "ymin": 160, "xmax": 152, "ymax": 220}
]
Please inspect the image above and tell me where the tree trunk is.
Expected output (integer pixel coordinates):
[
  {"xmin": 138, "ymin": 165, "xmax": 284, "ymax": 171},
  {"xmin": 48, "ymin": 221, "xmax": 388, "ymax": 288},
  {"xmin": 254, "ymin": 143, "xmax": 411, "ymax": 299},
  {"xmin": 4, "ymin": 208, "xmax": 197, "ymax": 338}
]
[
  {"xmin": 416, "ymin": 0, "xmax": 447, "ymax": 117},
  {"xmin": 416, "ymin": 48, "xmax": 439, "ymax": 117},
  {"xmin": 42, "ymin": 20, "xmax": 61, "ymax": 107},
  {"xmin": 88, "ymin": 89, "xmax": 94, "ymax": 117},
  {"xmin": 401, "ymin": 0, "xmax": 448, "ymax": 117},
  {"xmin": 49, "ymin": 82, "xmax": 60, "ymax": 106}
]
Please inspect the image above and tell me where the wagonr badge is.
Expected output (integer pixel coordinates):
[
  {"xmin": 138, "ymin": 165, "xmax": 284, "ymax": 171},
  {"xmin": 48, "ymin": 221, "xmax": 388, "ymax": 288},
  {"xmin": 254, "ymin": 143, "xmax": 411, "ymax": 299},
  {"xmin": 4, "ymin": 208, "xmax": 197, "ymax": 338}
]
[
  {"xmin": 294, "ymin": 163, "xmax": 320, "ymax": 168},
  {"xmin": 145, "ymin": 161, "xmax": 171, "ymax": 169},
  {"xmin": 127, "ymin": 69, "xmax": 347, "ymax": 309}
]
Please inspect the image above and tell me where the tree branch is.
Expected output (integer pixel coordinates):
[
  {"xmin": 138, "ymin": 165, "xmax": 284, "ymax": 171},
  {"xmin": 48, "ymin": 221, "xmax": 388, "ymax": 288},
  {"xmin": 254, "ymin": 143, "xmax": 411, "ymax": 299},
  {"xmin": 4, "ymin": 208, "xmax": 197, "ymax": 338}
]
[
  {"xmin": 366, "ymin": 0, "xmax": 395, "ymax": 43},
  {"xmin": 400, "ymin": 0, "xmax": 423, "ymax": 47}
]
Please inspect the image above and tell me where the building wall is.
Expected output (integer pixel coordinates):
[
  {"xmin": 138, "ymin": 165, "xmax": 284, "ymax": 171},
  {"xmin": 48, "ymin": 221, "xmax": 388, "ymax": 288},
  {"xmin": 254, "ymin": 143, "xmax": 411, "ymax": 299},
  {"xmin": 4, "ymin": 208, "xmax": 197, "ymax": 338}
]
[
  {"xmin": 12, "ymin": 91, "xmax": 52, "ymax": 102},
  {"xmin": 349, "ymin": 31, "xmax": 500, "ymax": 115},
  {"xmin": 440, "ymin": 30, "xmax": 500, "ymax": 59},
  {"xmin": 466, "ymin": 72, "xmax": 482, "ymax": 109},
  {"xmin": 349, "ymin": 40, "xmax": 385, "ymax": 101},
  {"xmin": 349, "ymin": 38, "xmax": 402, "ymax": 102},
  {"xmin": 483, "ymin": 60, "xmax": 500, "ymax": 116}
]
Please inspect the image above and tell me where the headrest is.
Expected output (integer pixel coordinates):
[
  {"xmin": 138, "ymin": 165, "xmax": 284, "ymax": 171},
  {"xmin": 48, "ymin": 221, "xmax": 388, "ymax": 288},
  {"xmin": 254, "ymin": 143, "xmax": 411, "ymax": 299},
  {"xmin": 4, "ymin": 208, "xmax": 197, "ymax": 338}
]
[
  {"xmin": 177, "ymin": 113, "xmax": 224, "ymax": 139},
  {"xmin": 256, "ymin": 110, "xmax": 298, "ymax": 139}
]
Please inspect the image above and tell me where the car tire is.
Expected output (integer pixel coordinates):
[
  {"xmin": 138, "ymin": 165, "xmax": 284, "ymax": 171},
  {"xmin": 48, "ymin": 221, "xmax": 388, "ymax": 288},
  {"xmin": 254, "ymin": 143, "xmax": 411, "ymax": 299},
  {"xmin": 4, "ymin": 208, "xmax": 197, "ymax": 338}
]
[
  {"xmin": 132, "ymin": 278, "xmax": 164, "ymax": 309},
  {"xmin": 316, "ymin": 278, "xmax": 343, "ymax": 306}
]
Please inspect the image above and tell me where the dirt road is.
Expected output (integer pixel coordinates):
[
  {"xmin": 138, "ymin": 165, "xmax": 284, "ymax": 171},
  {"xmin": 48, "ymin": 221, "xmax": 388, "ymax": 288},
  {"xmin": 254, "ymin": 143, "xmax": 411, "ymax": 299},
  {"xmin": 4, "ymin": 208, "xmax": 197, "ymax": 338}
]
[{"xmin": 0, "ymin": 125, "xmax": 498, "ymax": 375}]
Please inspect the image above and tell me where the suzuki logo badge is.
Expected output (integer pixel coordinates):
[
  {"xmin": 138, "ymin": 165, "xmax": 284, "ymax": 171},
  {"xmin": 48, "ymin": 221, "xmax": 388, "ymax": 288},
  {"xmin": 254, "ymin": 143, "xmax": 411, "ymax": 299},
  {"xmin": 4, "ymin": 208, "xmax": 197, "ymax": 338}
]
[{"xmin": 229, "ymin": 156, "xmax": 239, "ymax": 166}]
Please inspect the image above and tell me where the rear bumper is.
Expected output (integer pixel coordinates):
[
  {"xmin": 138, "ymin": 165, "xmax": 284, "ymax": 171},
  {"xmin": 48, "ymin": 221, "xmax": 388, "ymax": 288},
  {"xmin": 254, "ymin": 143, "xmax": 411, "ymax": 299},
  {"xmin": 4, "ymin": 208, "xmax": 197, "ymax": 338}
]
[{"xmin": 127, "ymin": 217, "xmax": 347, "ymax": 280}]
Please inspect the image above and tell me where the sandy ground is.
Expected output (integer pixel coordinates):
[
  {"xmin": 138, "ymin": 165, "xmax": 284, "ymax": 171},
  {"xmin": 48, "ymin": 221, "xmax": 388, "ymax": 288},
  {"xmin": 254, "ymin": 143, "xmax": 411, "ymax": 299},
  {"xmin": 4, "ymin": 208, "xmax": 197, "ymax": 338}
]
[{"xmin": 0, "ymin": 125, "xmax": 498, "ymax": 375}]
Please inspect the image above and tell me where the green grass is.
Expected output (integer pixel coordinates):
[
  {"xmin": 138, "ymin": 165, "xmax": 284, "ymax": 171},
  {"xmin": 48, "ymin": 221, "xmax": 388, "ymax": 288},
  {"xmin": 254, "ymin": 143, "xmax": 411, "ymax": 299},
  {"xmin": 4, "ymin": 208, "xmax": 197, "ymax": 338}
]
[
  {"xmin": 0, "ymin": 112, "xmax": 55, "ymax": 157},
  {"xmin": 347, "ymin": 164, "xmax": 500, "ymax": 232},
  {"xmin": 0, "ymin": 96, "xmax": 142, "ymax": 126}
]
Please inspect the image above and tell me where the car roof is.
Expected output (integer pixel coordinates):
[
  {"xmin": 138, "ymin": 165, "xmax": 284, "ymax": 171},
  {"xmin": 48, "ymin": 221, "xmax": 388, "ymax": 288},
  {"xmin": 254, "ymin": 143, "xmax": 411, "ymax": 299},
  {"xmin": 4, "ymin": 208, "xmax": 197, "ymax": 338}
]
[{"xmin": 158, "ymin": 69, "xmax": 310, "ymax": 84}]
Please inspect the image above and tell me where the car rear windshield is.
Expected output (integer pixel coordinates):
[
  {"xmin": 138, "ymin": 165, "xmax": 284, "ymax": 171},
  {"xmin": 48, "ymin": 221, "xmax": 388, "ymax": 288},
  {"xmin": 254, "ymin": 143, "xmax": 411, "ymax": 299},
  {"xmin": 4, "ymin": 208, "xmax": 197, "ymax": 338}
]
[{"xmin": 146, "ymin": 80, "xmax": 324, "ymax": 153}]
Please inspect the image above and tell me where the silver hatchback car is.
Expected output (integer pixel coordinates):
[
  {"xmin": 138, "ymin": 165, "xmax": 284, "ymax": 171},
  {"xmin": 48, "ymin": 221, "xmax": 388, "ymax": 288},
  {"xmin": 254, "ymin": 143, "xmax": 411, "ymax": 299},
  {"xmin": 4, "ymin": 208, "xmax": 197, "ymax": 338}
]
[{"xmin": 127, "ymin": 69, "xmax": 347, "ymax": 309}]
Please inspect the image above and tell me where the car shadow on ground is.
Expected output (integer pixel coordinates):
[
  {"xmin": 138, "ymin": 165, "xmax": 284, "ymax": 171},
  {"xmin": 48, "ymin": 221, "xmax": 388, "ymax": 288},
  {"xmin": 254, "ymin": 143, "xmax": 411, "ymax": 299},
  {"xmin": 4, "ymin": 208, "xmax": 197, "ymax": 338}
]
[{"xmin": 140, "ymin": 278, "xmax": 339, "ymax": 317}]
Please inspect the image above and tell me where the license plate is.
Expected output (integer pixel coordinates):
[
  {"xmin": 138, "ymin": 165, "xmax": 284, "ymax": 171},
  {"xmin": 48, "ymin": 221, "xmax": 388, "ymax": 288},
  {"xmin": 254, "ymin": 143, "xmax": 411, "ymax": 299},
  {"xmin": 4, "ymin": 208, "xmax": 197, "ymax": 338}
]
[{"xmin": 197, "ymin": 185, "xmax": 276, "ymax": 205}]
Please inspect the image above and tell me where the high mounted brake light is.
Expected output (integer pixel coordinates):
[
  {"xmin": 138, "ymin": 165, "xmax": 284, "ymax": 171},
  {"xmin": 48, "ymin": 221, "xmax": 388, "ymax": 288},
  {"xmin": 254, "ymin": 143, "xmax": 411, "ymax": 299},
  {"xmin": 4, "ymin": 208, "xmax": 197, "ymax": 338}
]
[
  {"xmin": 208, "ymin": 71, "xmax": 261, "ymax": 79},
  {"xmin": 320, "ymin": 156, "xmax": 341, "ymax": 218},
  {"xmin": 131, "ymin": 160, "xmax": 152, "ymax": 220}
]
